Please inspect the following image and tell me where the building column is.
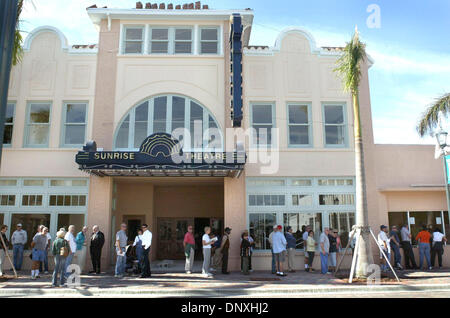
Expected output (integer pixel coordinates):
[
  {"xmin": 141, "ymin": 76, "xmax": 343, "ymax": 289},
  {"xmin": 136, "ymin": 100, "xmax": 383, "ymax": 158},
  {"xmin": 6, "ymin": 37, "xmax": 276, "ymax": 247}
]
[
  {"xmin": 224, "ymin": 171, "xmax": 246, "ymax": 271},
  {"xmin": 86, "ymin": 175, "xmax": 113, "ymax": 272}
]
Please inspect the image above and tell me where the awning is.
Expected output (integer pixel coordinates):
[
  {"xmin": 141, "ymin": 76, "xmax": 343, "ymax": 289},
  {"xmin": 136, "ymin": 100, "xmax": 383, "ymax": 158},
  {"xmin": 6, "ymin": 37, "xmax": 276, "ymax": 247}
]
[{"xmin": 75, "ymin": 133, "xmax": 246, "ymax": 178}]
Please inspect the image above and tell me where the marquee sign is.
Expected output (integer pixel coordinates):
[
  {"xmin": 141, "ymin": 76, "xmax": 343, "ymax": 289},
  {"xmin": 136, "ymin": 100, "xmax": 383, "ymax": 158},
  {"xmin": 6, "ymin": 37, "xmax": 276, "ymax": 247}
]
[
  {"xmin": 230, "ymin": 13, "xmax": 243, "ymax": 128},
  {"xmin": 75, "ymin": 133, "xmax": 246, "ymax": 178}
]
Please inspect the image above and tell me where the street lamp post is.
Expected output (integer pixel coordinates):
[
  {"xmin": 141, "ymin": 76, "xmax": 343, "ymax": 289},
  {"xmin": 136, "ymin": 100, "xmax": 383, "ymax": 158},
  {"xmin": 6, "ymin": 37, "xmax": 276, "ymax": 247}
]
[{"xmin": 436, "ymin": 129, "xmax": 450, "ymax": 217}]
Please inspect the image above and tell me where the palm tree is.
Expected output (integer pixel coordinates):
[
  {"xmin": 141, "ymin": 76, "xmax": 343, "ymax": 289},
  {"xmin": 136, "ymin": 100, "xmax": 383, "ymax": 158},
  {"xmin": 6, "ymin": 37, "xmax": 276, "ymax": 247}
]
[
  {"xmin": 334, "ymin": 26, "xmax": 374, "ymax": 279},
  {"xmin": 12, "ymin": 0, "xmax": 24, "ymax": 66},
  {"xmin": 417, "ymin": 93, "xmax": 450, "ymax": 137}
]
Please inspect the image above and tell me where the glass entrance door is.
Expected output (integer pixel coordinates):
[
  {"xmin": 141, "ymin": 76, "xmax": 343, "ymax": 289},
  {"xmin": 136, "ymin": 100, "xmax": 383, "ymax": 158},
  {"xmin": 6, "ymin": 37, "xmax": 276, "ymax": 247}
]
[{"xmin": 157, "ymin": 217, "xmax": 193, "ymax": 259}]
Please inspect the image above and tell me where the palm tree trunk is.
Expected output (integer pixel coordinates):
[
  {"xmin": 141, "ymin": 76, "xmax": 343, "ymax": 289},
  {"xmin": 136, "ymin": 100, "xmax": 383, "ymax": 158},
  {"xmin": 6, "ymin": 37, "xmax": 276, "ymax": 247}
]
[{"xmin": 352, "ymin": 92, "xmax": 374, "ymax": 278}]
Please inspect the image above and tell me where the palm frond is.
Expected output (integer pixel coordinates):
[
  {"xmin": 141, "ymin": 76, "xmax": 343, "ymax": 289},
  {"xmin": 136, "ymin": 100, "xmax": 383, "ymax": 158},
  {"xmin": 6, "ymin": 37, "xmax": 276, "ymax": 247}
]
[
  {"xmin": 12, "ymin": 0, "xmax": 24, "ymax": 66},
  {"xmin": 417, "ymin": 93, "xmax": 450, "ymax": 137},
  {"xmin": 333, "ymin": 28, "xmax": 367, "ymax": 95}
]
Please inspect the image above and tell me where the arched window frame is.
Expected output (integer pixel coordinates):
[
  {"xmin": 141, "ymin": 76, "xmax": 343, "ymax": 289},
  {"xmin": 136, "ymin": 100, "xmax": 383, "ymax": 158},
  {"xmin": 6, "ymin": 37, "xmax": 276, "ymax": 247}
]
[{"xmin": 113, "ymin": 94, "xmax": 223, "ymax": 152}]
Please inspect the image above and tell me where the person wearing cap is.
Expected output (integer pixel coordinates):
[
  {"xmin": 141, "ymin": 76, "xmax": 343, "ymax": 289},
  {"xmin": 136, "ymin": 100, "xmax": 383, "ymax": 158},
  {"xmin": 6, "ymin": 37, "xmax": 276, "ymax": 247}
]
[
  {"xmin": 285, "ymin": 226, "xmax": 296, "ymax": 272},
  {"xmin": 11, "ymin": 223, "xmax": 27, "ymax": 271},
  {"xmin": 377, "ymin": 225, "xmax": 391, "ymax": 272},
  {"xmin": 268, "ymin": 225, "xmax": 277, "ymax": 274},
  {"xmin": 272, "ymin": 225, "xmax": 287, "ymax": 276},
  {"xmin": 220, "ymin": 227, "xmax": 231, "ymax": 274}
]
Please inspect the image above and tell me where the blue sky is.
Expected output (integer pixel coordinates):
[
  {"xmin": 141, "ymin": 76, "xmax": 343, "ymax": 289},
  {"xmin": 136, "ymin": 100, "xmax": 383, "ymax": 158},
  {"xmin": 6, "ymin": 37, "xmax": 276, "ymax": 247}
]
[{"xmin": 20, "ymin": 0, "xmax": 450, "ymax": 144}]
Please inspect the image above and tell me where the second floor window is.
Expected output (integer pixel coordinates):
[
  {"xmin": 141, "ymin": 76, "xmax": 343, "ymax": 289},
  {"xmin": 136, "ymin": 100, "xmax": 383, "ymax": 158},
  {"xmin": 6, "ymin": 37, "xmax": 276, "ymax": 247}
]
[
  {"xmin": 323, "ymin": 104, "xmax": 347, "ymax": 147},
  {"xmin": 62, "ymin": 103, "xmax": 87, "ymax": 147},
  {"xmin": 288, "ymin": 103, "xmax": 311, "ymax": 146},
  {"xmin": 251, "ymin": 103, "xmax": 275, "ymax": 147},
  {"xmin": 25, "ymin": 102, "xmax": 51, "ymax": 147},
  {"xmin": 3, "ymin": 103, "xmax": 15, "ymax": 146},
  {"xmin": 123, "ymin": 26, "xmax": 145, "ymax": 54},
  {"xmin": 200, "ymin": 27, "xmax": 219, "ymax": 54}
]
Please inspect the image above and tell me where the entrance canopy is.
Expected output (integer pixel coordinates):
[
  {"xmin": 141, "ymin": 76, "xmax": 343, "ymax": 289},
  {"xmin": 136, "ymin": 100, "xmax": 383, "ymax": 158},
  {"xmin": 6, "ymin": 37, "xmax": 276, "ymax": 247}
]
[{"xmin": 75, "ymin": 133, "xmax": 245, "ymax": 178}]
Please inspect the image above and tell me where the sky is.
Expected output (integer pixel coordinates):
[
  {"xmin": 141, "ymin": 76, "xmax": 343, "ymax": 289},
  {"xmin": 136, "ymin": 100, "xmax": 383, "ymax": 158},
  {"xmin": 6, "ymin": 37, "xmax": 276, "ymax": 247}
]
[{"xmin": 19, "ymin": 0, "xmax": 450, "ymax": 145}]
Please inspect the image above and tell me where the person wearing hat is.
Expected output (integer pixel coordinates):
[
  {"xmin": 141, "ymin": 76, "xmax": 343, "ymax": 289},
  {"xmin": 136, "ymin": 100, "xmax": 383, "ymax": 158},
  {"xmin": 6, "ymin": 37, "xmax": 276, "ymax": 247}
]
[
  {"xmin": 377, "ymin": 225, "xmax": 391, "ymax": 272},
  {"xmin": 272, "ymin": 225, "xmax": 287, "ymax": 276},
  {"xmin": 268, "ymin": 225, "xmax": 278, "ymax": 274},
  {"xmin": 285, "ymin": 226, "xmax": 296, "ymax": 272},
  {"xmin": 220, "ymin": 227, "xmax": 232, "ymax": 274},
  {"xmin": 11, "ymin": 223, "xmax": 27, "ymax": 271}
]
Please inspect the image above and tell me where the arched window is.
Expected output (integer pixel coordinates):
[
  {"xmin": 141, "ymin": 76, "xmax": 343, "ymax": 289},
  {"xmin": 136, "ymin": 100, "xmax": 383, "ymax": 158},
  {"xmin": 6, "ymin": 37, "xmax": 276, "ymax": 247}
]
[{"xmin": 114, "ymin": 94, "xmax": 223, "ymax": 151}]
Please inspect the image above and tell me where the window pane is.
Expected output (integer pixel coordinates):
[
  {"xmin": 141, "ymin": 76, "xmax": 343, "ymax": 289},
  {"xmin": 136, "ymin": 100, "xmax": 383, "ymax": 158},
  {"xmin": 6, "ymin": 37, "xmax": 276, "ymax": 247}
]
[
  {"xmin": 29, "ymin": 104, "xmax": 50, "ymax": 123},
  {"xmin": 175, "ymin": 42, "xmax": 192, "ymax": 54},
  {"xmin": 24, "ymin": 179, "xmax": 44, "ymax": 186},
  {"xmin": 71, "ymin": 180, "xmax": 87, "ymax": 187},
  {"xmin": 11, "ymin": 214, "xmax": 51, "ymax": 249},
  {"xmin": 135, "ymin": 102, "xmax": 148, "ymax": 121},
  {"xmin": 116, "ymin": 115, "xmax": 130, "ymax": 148},
  {"xmin": 325, "ymin": 125, "xmax": 345, "ymax": 145},
  {"xmin": 319, "ymin": 194, "xmax": 355, "ymax": 205},
  {"xmin": 172, "ymin": 96, "xmax": 185, "ymax": 132},
  {"xmin": 283, "ymin": 213, "xmax": 323, "ymax": 249},
  {"xmin": 134, "ymin": 122, "xmax": 147, "ymax": 148},
  {"xmin": 126, "ymin": 28, "xmax": 143, "ymax": 40},
  {"xmin": 324, "ymin": 105, "xmax": 344, "ymax": 124},
  {"xmin": 249, "ymin": 213, "xmax": 276, "ymax": 250},
  {"xmin": 291, "ymin": 179, "xmax": 312, "ymax": 186},
  {"xmin": 65, "ymin": 104, "xmax": 86, "ymax": 123},
  {"xmin": 125, "ymin": 42, "xmax": 142, "ymax": 54},
  {"xmin": 5, "ymin": 104, "xmax": 14, "ymax": 123},
  {"xmin": 3, "ymin": 125, "xmax": 13, "ymax": 144},
  {"xmin": 289, "ymin": 105, "xmax": 308, "ymax": 124},
  {"xmin": 254, "ymin": 125, "xmax": 272, "ymax": 145},
  {"xmin": 65, "ymin": 125, "xmax": 85, "ymax": 145},
  {"xmin": 151, "ymin": 41, "xmax": 168, "ymax": 53},
  {"xmin": 27, "ymin": 125, "xmax": 49, "ymax": 145},
  {"xmin": 152, "ymin": 29, "xmax": 168, "ymax": 40},
  {"xmin": 292, "ymin": 194, "xmax": 313, "ymax": 207},
  {"xmin": 289, "ymin": 125, "xmax": 309, "ymax": 145},
  {"xmin": 153, "ymin": 96, "xmax": 167, "ymax": 133},
  {"xmin": 175, "ymin": 29, "xmax": 191, "ymax": 40},
  {"xmin": 252, "ymin": 105, "xmax": 272, "ymax": 124},
  {"xmin": 57, "ymin": 214, "xmax": 84, "ymax": 234},
  {"xmin": 190, "ymin": 101, "xmax": 203, "ymax": 148},
  {"xmin": 201, "ymin": 42, "xmax": 218, "ymax": 54},
  {"xmin": 0, "ymin": 179, "xmax": 17, "ymax": 186},
  {"xmin": 201, "ymin": 28, "xmax": 218, "ymax": 41}
]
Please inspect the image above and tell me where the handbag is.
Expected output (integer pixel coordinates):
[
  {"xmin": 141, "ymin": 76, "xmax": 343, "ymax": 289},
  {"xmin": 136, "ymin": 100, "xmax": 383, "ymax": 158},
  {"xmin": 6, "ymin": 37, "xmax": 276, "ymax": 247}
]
[{"xmin": 60, "ymin": 240, "xmax": 69, "ymax": 257}]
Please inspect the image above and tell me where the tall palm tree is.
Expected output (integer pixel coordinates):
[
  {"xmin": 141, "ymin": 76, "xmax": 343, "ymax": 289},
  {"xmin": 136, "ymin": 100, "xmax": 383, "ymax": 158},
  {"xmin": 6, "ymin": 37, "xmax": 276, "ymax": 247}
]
[
  {"xmin": 12, "ymin": 0, "xmax": 24, "ymax": 66},
  {"xmin": 334, "ymin": 26, "xmax": 373, "ymax": 279},
  {"xmin": 417, "ymin": 93, "xmax": 450, "ymax": 137}
]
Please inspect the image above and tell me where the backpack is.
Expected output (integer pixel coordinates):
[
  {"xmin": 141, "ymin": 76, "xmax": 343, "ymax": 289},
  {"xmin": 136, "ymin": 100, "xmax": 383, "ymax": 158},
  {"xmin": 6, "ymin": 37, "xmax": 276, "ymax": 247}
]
[{"xmin": 60, "ymin": 239, "xmax": 69, "ymax": 257}]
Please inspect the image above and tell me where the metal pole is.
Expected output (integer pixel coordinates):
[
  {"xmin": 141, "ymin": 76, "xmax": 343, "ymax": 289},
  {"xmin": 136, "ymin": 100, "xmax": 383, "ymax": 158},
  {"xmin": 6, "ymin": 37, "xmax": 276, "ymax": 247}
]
[
  {"xmin": 348, "ymin": 228, "xmax": 360, "ymax": 283},
  {"xmin": 335, "ymin": 228, "xmax": 355, "ymax": 275},
  {"xmin": 442, "ymin": 156, "xmax": 450, "ymax": 222},
  {"xmin": 369, "ymin": 228, "xmax": 400, "ymax": 282},
  {"xmin": 0, "ymin": 0, "xmax": 19, "ymax": 167}
]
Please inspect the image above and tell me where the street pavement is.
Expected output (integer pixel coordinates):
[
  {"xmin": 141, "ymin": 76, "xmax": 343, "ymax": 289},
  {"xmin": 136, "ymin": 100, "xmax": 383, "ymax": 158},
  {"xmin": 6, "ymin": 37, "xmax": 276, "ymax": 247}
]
[{"xmin": 1, "ymin": 268, "xmax": 450, "ymax": 297}]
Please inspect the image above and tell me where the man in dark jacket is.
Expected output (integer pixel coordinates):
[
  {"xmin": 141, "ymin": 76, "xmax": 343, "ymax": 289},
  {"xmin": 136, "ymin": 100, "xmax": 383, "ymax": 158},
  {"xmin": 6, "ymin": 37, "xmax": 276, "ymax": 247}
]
[
  {"xmin": 89, "ymin": 225, "xmax": 105, "ymax": 274},
  {"xmin": 220, "ymin": 227, "xmax": 231, "ymax": 274}
]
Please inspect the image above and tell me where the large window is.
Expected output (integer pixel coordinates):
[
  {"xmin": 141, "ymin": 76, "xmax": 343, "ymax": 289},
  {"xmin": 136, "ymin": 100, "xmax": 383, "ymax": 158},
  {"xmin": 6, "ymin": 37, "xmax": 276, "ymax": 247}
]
[
  {"xmin": 288, "ymin": 103, "xmax": 311, "ymax": 146},
  {"xmin": 25, "ymin": 102, "xmax": 51, "ymax": 147},
  {"xmin": 4, "ymin": 102, "xmax": 15, "ymax": 146},
  {"xmin": 114, "ymin": 95, "xmax": 223, "ymax": 151},
  {"xmin": 283, "ymin": 213, "xmax": 322, "ymax": 249},
  {"xmin": 10, "ymin": 214, "xmax": 51, "ymax": 249},
  {"xmin": 199, "ymin": 27, "xmax": 219, "ymax": 54},
  {"xmin": 323, "ymin": 104, "xmax": 347, "ymax": 147},
  {"xmin": 123, "ymin": 26, "xmax": 145, "ymax": 54},
  {"xmin": 249, "ymin": 213, "xmax": 276, "ymax": 250},
  {"xmin": 62, "ymin": 103, "xmax": 87, "ymax": 147},
  {"xmin": 150, "ymin": 27, "xmax": 193, "ymax": 54},
  {"xmin": 250, "ymin": 103, "xmax": 275, "ymax": 147}
]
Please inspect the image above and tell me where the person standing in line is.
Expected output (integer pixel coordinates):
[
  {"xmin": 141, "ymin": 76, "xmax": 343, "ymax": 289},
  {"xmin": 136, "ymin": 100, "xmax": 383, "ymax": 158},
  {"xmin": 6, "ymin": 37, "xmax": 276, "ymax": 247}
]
[
  {"xmin": 241, "ymin": 230, "xmax": 255, "ymax": 272},
  {"xmin": 285, "ymin": 226, "xmax": 296, "ymax": 273},
  {"xmin": 272, "ymin": 225, "xmax": 287, "ymax": 276},
  {"xmin": 115, "ymin": 223, "xmax": 128, "ymax": 278},
  {"xmin": 377, "ymin": 225, "xmax": 391, "ymax": 272},
  {"xmin": 51, "ymin": 230, "xmax": 69, "ymax": 287},
  {"xmin": 302, "ymin": 225, "xmax": 311, "ymax": 271},
  {"xmin": 0, "ymin": 225, "xmax": 9, "ymax": 277},
  {"xmin": 240, "ymin": 232, "xmax": 252, "ymax": 275},
  {"xmin": 133, "ymin": 229, "xmax": 144, "ymax": 273},
  {"xmin": 31, "ymin": 227, "xmax": 49, "ymax": 280},
  {"xmin": 140, "ymin": 224, "xmax": 152, "ymax": 278},
  {"xmin": 306, "ymin": 230, "xmax": 317, "ymax": 272},
  {"xmin": 33, "ymin": 225, "xmax": 44, "ymax": 272},
  {"xmin": 220, "ymin": 227, "xmax": 231, "ymax": 275},
  {"xmin": 319, "ymin": 228, "xmax": 331, "ymax": 275},
  {"xmin": 183, "ymin": 225, "xmax": 195, "ymax": 274},
  {"xmin": 328, "ymin": 229, "xmax": 338, "ymax": 273},
  {"xmin": 268, "ymin": 225, "xmax": 277, "ymax": 274},
  {"xmin": 42, "ymin": 228, "xmax": 52, "ymax": 274},
  {"xmin": 11, "ymin": 223, "xmax": 27, "ymax": 271},
  {"xmin": 202, "ymin": 226, "xmax": 216, "ymax": 277},
  {"xmin": 89, "ymin": 225, "xmax": 104, "ymax": 274},
  {"xmin": 431, "ymin": 228, "xmax": 446, "ymax": 269},
  {"xmin": 389, "ymin": 225, "xmax": 403, "ymax": 270},
  {"xmin": 75, "ymin": 226, "xmax": 88, "ymax": 273},
  {"xmin": 64, "ymin": 225, "xmax": 77, "ymax": 278},
  {"xmin": 212, "ymin": 231, "xmax": 222, "ymax": 272},
  {"xmin": 415, "ymin": 225, "xmax": 432, "ymax": 270},
  {"xmin": 400, "ymin": 224, "xmax": 417, "ymax": 269}
]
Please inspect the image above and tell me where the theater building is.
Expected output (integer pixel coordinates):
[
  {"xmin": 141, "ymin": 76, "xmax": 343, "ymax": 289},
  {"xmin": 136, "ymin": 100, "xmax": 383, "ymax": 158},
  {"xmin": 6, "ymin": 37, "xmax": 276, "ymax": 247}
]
[{"xmin": 1, "ymin": 2, "xmax": 448, "ymax": 271}]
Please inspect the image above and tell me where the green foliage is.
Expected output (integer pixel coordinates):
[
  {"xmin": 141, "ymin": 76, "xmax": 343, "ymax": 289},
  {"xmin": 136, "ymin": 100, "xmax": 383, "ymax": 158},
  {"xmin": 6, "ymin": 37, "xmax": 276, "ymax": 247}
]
[
  {"xmin": 12, "ymin": 0, "xmax": 24, "ymax": 66},
  {"xmin": 417, "ymin": 93, "xmax": 450, "ymax": 137}
]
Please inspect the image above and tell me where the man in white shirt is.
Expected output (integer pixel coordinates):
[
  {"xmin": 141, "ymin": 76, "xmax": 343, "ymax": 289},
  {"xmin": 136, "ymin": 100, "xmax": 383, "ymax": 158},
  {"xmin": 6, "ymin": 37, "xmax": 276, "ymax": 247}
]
[
  {"xmin": 140, "ymin": 224, "xmax": 152, "ymax": 278},
  {"xmin": 302, "ymin": 225, "xmax": 311, "ymax": 271},
  {"xmin": 64, "ymin": 225, "xmax": 77, "ymax": 278},
  {"xmin": 11, "ymin": 223, "xmax": 27, "ymax": 270},
  {"xmin": 377, "ymin": 225, "xmax": 391, "ymax": 272},
  {"xmin": 431, "ymin": 228, "xmax": 447, "ymax": 268}
]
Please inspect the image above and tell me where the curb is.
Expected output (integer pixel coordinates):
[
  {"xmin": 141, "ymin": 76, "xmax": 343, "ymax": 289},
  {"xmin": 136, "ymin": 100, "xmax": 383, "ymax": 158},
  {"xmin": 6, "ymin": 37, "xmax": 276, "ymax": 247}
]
[{"xmin": 1, "ymin": 283, "xmax": 450, "ymax": 297}]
